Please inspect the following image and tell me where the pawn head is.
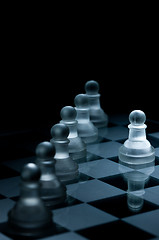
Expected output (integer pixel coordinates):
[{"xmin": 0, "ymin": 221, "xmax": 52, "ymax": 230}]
[
  {"xmin": 85, "ymin": 80, "xmax": 99, "ymax": 95},
  {"xmin": 35, "ymin": 141, "xmax": 55, "ymax": 160},
  {"xmin": 74, "ymin": 94, "xmax": 89, "ymax": 108},
  {"xmin": 21, "ymin": 163, "xmax": 41, "ymax": 182},
  {"xmin": 129, "ymin": 110, "xmax": 146, "ymax": 125},
  {"xmin": 60, "ymin": 106, "xmax": 77, "ymax": 122},
  {"xmin": 51, "ymin": 123, "xmax": 69, "ymax": 141}
]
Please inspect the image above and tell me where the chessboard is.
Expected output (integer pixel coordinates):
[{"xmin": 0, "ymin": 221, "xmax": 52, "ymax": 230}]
[{"xmin": 1, "ymin": 113, "xmax": 159, "ymax": 239}]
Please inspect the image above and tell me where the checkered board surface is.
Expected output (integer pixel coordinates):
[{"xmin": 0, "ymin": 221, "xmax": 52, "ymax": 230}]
[{"xmin": 1, "ymin": 114, "xmax": 159, "ymax": 239}]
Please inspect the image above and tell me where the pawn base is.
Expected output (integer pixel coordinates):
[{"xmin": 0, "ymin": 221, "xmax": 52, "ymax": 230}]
[
  {"xmin": 42, "ymin": 195, "xmax": 66, "ymax": 209},
  {"xmin": 91, "ymin": 120, "xmax": 108, "ymax": 128},
  {"xmin": 57, "ymin": 170, "xmax": 79, "ymax": 185},
  {"xmin": 119, "ymin": 145, "xmax": 155, "ymax": 165},
  {"xmin": 80, "ymin": 133, "xmax": 98, "ymax": 144}
]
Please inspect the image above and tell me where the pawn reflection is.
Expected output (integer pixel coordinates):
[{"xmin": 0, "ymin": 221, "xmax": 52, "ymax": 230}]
[{"xmin": 119, "ymin": 158, "xmax": 155, "ymax": 212}]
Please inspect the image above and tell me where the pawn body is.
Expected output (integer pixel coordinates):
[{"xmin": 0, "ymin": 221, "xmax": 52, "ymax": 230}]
[
  {"xmin": 60, "ymin": 106, "xmax": 87, "ymax": 163},
  {"xmin": 35, "ymin": 141, "xmax": 66, "ymax": 208},
  {"xmin": 119, "ymin": 110, "xmax": 155, "ymax": 165},
  {"xmin": 7, "ymin": 163, "xmax": 54, "ymax": 238},
  {"xmin": 74, "ymin": 93, "xmax": 98, "ymax": 144},
  {"xmin": 85, "ymin": 80, "xmax": 108, "ymax": 128},
  {"xmin": 50, "ymin": 123, "xmax": 79, "ymax": 184}
]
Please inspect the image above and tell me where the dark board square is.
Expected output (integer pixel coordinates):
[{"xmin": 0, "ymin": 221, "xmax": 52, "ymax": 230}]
[
  {"xmin": 90, "ymin": 194, "xmax": 159, "ymax": 218},
  {"xmin": 145, "ymin": 176, "xmax": 159, "ymax": 188},
  {"xmin": 108, "ymin": 156, "xmax": 119, "ymax": 163},
  {"xmin": 86, "ymin": 152, "xmax": 103, "ymax": 162},
  {"xmin": 101, "ymin": 173, "xmax": 159, "ymax": 193},
  {"xmin": 77, "ymin": 220, "xmax": 155, "ymax": 240},
  {"xmin": 100, "ymin": 174, "xmax": 128, "ymax": 191}
]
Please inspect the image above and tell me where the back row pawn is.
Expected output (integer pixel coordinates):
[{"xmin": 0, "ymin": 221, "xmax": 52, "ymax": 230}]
[
  {"xmin": 50, "ymin": 123, "xmax": 79, "ymax": 185},
  {"xmin": 85, "ymin": 80, "xmax": 108, "ymax": 128},
  {"xmin": 60, "ymin": 106, "xmax": 87, "ymax": 163},
  {"xmin": 74, "ymin": 93, "xmax": 98, "ymax": 144}
]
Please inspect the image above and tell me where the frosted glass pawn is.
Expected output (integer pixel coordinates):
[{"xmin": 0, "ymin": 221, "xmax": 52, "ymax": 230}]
[
  {"xmin": 50, "ymin": 123, "xmax": 79, "ymax": 185},
  {"xmin": 74, "ymin": 93, "xmax": 98, "ymax": 144},
  {"xmin": 85, "ymin": 80, "xmax": 108, "ymax": 128},
  {"xmin": 35, "ymin": 141, "xmax": 66, "ymax": 208},
  {"xmin": 7, "ymin": 163, "xmax": 54, "ymax": 239},
  {"xmin": 118, "ymin": 110, "xmax": 155, "ymax": 165},
  {"xmin": 60, "ymin": 106, "xmax": 87, "ymax": 163}
]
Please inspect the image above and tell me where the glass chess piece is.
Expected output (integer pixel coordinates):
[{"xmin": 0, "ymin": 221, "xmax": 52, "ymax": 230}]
[
  {"xmin": 7, "ymin": 163, "xmax": 54, "ymax": 238},
  {"xmin": 118, "ymin": 110, "xmax": 155, "ymax": 165},
  {"xmin": 60, "ymin": 106, "xmax": 87, "ymax": 163},
  {"xmin": 50, "ymin": 123, "xmax": 79, "ymax": 185},
  {"xmin": 35, "ymin": 141, "xmax": 66, "ymax": 208},
  {"xmin": 74, "ymin": 93, "xmax": 98, "ymax": 144},
  {"xmin": 85, "ymin": 80, "xmax": 108, "ymax": 128}
]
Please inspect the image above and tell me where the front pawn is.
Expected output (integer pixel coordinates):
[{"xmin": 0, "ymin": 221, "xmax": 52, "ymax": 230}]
[
  {"xmin": 118, "ymin": 110, "xmax": 155, "ymax": 165},
  {"xmin": 85, "ymin": 80, "xmax": 108, "ymax": 128},
  {"xmin": 74, "ymin": 93, "xmax": 98, "ymax": 144},
  {"xmin": 50, "ymin": 123, "xmax": 79, "ymax": 185},
  {"xmin": 7, "ymin": 163, "xmax": 54, "ymax": 239},
  {"xmin": 35, "ymin": 141, "xmax": 66, "ymax": 208},
  {"xmin": 60, "ymin": 106, "xmax": 87, "ymax": 163}
]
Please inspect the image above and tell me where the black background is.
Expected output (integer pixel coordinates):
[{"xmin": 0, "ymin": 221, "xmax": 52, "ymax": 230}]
[
  {"xmin": 1, "ymin": 10, "xmax": 158, "ymax": 132},
  {"xmin": 0, "ymin": 8, "xmax": 158, "ymax": 240},
  {"xmin": 1, "ymin": 66, "xmax": 157, "ymax": 131}
]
